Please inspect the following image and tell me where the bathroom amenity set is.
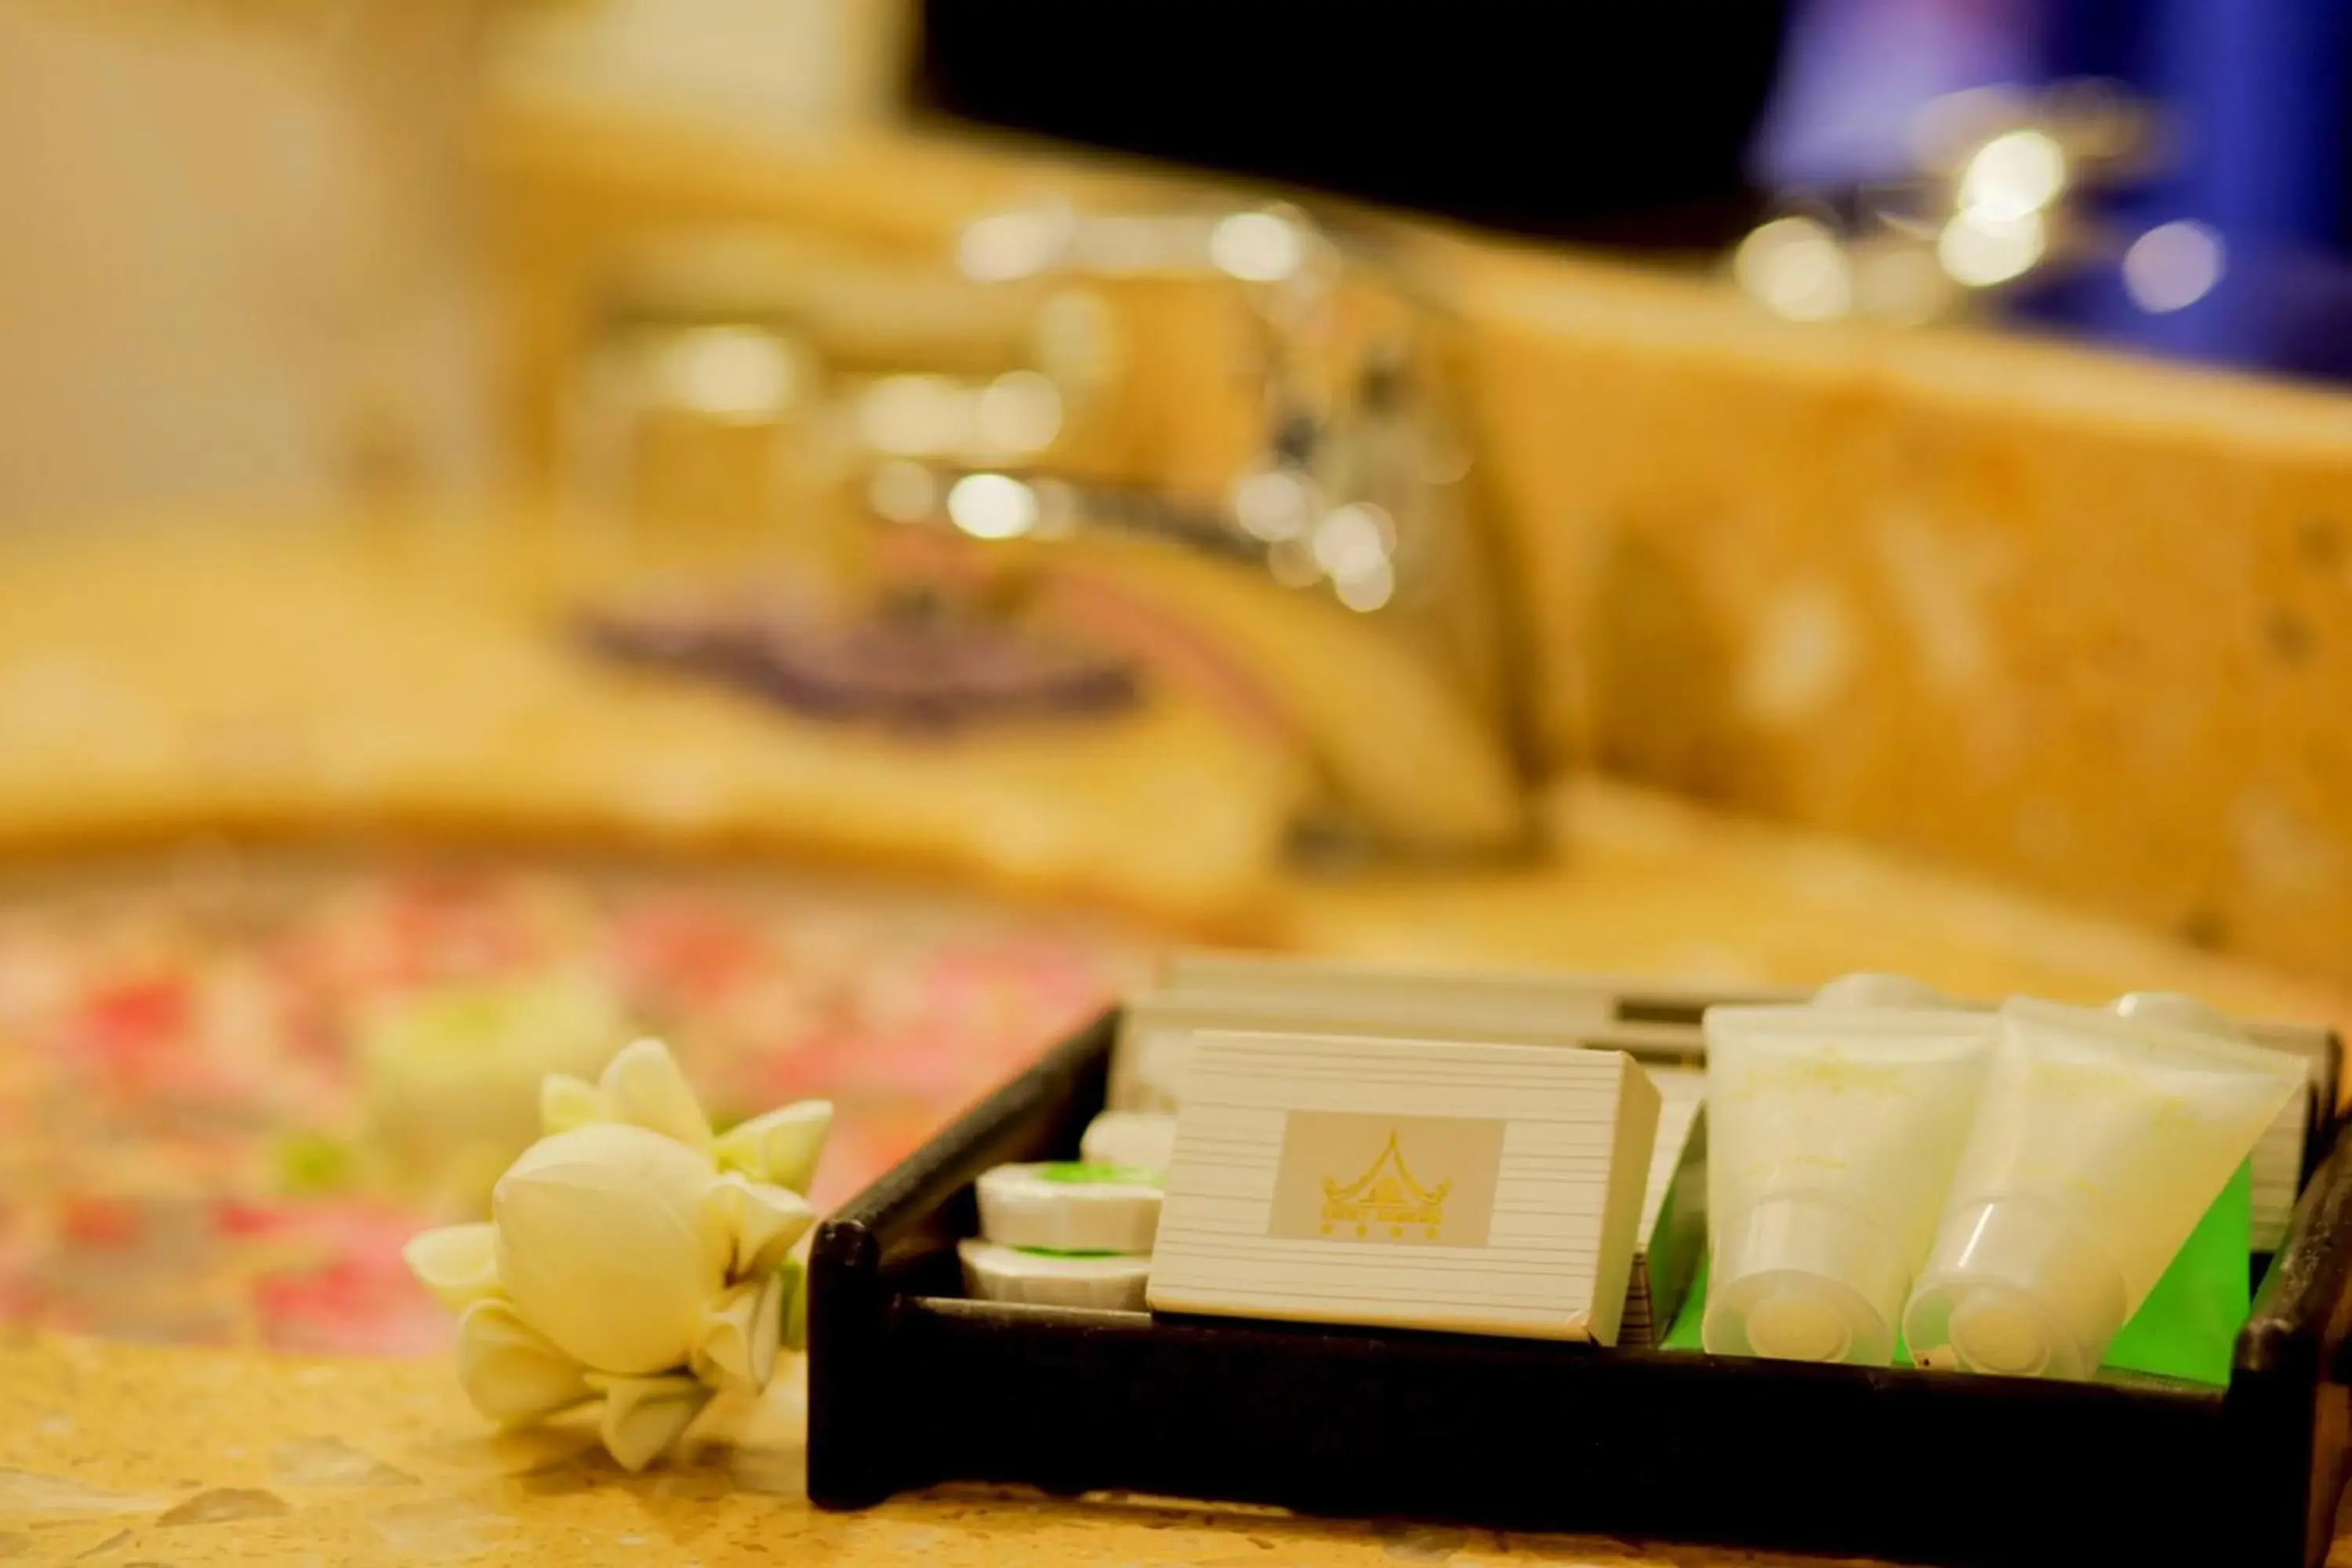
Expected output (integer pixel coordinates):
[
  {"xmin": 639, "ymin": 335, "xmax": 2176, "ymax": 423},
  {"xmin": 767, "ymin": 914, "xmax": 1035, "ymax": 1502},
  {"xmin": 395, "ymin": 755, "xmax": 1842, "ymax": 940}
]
[
  {"xmin": 810, "ymin": 954, "xmax": 2352, "ymax": 1567},
  {"xmin": 978, "ymin": 955, "xmax": 2297, "ymax": 1383}
]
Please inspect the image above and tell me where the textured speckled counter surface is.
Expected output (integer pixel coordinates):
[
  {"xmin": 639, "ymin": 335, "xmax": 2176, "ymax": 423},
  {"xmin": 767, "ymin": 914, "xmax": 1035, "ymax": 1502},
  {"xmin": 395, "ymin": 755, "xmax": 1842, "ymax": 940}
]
[
  {"xmin": 7, "ymin": 1333, "xmax": 2352, "ymax": 1567},
  {"xmin": 0, "ymin": 1336, "xmax": 1924, "ymax": 1566},
  {"xmin": 9, "ymin": 786, "xmax": 2352, "ymax": 1565}
]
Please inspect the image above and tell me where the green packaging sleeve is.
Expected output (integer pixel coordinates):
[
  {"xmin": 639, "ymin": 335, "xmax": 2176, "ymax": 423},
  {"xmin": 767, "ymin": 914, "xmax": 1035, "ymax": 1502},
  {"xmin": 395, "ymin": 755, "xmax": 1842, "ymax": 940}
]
[{"xmin": 1661, "ymin": 1161, "xmax": 2255, "ymax": 1385}]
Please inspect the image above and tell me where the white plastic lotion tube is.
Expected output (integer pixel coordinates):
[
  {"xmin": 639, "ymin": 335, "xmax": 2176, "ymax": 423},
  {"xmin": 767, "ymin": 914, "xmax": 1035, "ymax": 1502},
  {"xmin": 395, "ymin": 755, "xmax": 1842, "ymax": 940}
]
[
  {"xmin": 1703, "ymin": 1007, "xmax": 1998, "ymax": 1365},
  {"xmin": 1904, "ymin": 998, "xmax": 2306, "ymax": 1381}
]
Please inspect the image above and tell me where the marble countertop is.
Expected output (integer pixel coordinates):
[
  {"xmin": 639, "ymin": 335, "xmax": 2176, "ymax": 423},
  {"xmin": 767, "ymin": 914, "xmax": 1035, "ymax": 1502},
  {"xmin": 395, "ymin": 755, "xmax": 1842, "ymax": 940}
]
[
  {"xmin": 0, "ymin": 1334, "xmax": 2092, "ymax": 1568},
  {"xmin": 7, "ymin": 1330, "xmax": 2351, "ymax": 1568},
  {"xmin": 5, "ymin": 780, "xmax": 2352, "ymax": 1565},
  {"xmin": 1279, "ymin": 778, "xmax": 2352, "ymax": 1041}
]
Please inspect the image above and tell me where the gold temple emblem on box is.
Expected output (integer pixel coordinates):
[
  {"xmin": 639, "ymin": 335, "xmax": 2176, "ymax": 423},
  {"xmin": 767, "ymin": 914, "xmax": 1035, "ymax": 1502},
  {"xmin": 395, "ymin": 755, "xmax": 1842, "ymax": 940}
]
[{"xmin": 1320, "ymin": 1131, "xmax": 1452, "ymax": 1240}]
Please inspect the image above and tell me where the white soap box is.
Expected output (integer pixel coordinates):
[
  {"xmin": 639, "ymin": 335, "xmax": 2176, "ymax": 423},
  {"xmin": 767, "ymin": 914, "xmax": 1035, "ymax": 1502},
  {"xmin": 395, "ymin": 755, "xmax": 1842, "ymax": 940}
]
[{"xmin": 1148, "ymin": 1031, "xmax": 1661, "ymax": 1344}]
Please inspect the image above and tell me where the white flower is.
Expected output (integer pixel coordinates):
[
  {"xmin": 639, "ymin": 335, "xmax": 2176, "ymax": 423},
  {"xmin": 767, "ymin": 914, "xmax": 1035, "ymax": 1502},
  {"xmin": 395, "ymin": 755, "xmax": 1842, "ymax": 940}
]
[
  {"xmin": 495, "ymin": 1123, "xmax": 729, "ymax": 1374},
  {"xmin": 405, "ymin": 1037, "xmax": 829, "ymax": 1471}
]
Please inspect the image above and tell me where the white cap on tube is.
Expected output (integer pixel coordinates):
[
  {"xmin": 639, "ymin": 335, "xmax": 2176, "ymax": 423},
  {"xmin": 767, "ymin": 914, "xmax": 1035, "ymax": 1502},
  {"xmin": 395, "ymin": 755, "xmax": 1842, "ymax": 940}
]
[
  {"xmin": 1903, "ymin": 1196, "xmax": 2129, "ymax": 1380},
  {"xmin": 2109, "ymin": 992, "xmax": 2247, "ymax": 1041},
  {"xmin": 1080, "ymin": 1111, "xmax": 1178, "ymax": 1173},
  {"xmin": 1703, "ymin": 1195, "xmax": 1911, "ymax": 1364},
  {"xmin": 1810, "ymin": 972, "xmax": 1955, "ymax": 1010}
]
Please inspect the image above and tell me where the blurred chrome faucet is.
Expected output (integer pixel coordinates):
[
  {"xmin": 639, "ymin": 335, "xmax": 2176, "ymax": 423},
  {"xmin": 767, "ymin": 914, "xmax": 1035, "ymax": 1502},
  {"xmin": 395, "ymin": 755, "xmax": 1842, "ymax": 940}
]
[
  {"xmin": 562, "ymin": 200, "xmax": 1532, "ymax": 860},
  {"xmin": 869, "ymin": 199, "xmax": 1531, "ymax": 858}
]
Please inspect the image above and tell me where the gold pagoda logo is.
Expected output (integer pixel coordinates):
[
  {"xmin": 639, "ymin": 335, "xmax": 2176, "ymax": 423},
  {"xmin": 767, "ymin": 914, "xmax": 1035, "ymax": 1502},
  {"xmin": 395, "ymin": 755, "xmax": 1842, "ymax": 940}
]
[{"xmin": 1320, "ymin": 1129, "xmax": 1452, "ymax": 1241}]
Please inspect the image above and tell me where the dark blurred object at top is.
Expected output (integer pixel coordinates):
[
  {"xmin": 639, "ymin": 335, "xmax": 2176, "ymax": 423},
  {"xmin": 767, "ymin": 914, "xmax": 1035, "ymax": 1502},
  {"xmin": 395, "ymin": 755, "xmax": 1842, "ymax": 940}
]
[
  {"xmin": 581, "ymin": 581, "xmax": 1139, "ymax": 735},
  {"xmin": 913, "ymin": 3, "xmax": 1795, "ymax": 249}
]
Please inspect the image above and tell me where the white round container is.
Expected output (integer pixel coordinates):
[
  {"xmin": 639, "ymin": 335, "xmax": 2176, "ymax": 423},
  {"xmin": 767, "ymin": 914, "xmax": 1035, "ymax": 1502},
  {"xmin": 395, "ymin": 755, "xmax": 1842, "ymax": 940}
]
[
  {"xmin": 976, "ymin": 1162, "xmax": 1162, "ymax": 1254},
  {"xmin": 957, "ymin": 1240, "xmax": 1150, "ymax": 1312}
]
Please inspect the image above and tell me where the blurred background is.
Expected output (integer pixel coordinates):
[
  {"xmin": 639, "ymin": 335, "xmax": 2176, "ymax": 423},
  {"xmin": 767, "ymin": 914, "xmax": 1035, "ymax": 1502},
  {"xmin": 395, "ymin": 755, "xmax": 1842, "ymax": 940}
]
[{"xmin": 5, "ymin": 0, "xmax": 2352, "ymax": 1354}]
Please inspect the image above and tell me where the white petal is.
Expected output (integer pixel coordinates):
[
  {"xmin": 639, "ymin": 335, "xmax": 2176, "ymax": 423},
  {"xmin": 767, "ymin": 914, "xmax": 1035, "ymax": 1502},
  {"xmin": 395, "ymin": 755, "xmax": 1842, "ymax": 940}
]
[
  {"xmin": 404, "ymin": 1223, "xmax": 503, "ymax": 1313},
  {"xmin": 586, "ymin": 1372, "xmax": 713, "ymax": 1472},
  {"xmin": 691, "ymin": 1273, "xmax": 782, "ymax": 1393},
  {"xmin": 495, "ymin": 1124, "xmax": 726, "ymax": 1375},
  {"xmin": 704, "ymin": 1173, "xmax": 816, "ymax": 1279},
  {"xmin": 598, "ymin": 1038, "xmax": 711, "ymax": 1151},
  {"xmin": 454, "ymin": 1299, "xmax": 590, "ymax": 1425},
  {"xmin": 540, "ymin": 1073, "xmax": 608, "ymax": 1137},
  {"xmin": 713, "ymin": 1100, "xmax": 832, "ymax": 1193}
]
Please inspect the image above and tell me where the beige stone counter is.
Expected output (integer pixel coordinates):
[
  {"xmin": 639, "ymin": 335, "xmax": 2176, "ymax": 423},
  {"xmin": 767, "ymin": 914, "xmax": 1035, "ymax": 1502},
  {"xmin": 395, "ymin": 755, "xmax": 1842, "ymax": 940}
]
[
  {"xmin": 5, "ymin": 777, "xmax": 2352, "ymax": 1565},
  {"xmin": 4, "ymin": 514, "xmax": 2352, "ymax": 1559},
  {"xmin": 4, "ymin": 524, "xmax": 2347, "ymax": 1036},
  {"xmin": 14, "ymin": 1332, "xmax": 2348, "ymax": 1568},
  {"xmin": 1278, "ymin": 779, "xmax": 2352, "ymax": 1042}
]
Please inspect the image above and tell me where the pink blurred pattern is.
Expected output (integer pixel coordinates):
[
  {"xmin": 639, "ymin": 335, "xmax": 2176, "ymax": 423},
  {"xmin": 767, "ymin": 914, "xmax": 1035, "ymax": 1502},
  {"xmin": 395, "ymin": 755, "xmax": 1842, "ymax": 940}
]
[{"xmin": 0, "ymin": 853, "xmax": 1149, "ymax": 1354}]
